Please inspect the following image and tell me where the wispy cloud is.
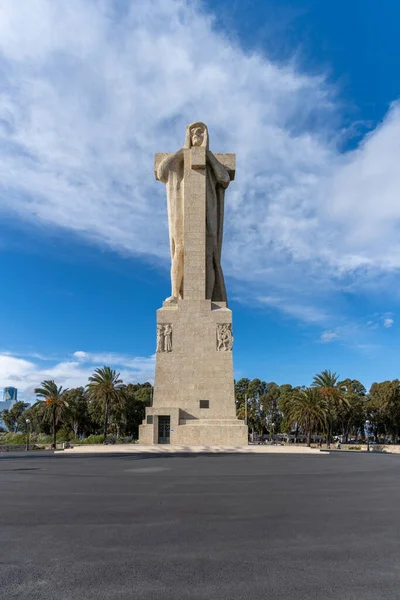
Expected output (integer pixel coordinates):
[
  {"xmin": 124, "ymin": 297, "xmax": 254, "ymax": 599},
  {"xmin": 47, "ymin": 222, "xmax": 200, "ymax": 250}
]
[
  {"xmin": 257, "ymin": 296, "xmax": 329, "ymax": 324},
  {"xmin": 73, "ymin": 350, "xmax": 156, "ymax": 371},
  {"xmin": 316, "ymin": 312, "xmax": 395, "ymax": 348},
  {"xmin": 365, "ymin": 312, "xmax": 395, "ymax": 330},
  {"xmin": 0, "ymin": 0, "xmax": 399, "ymax": 326},
  {"xmin": 320, "ymin": 330, "xmax": 339, "ymax": 343},
  {"xmin": 383, "ymin": 318, "xmax": 394, "ymax": 328}
]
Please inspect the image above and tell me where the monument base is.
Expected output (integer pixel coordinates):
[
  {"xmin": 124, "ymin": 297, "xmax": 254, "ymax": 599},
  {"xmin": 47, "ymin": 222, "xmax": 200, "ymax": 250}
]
[
  {"xmin": 138, "ymin": 298, "xmax": 247, "ymax": 446},
  {"xmin": 139, "ymin": 412, "xmax": 248, "ymax": 446}
]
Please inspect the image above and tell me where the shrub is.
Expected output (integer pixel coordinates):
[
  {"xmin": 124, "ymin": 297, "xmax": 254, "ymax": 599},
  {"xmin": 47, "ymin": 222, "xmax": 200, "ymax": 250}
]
[
  {"xmin": 36, "ymin": 434, "xmax": 53, "ymax": 444},
  {"xmin": 117, "ymin": 436, "xmax": 134, "ymax": 444},
  {"xmin": 79, "ymin": 434, "xmax": 104, "ymax": 445},
  {"xmin": 1, "ymin": 433, "xmax": 27, "ymax": 444},
  {"xmin": 56, "ymin": 429, "xmax": 72, "ymax": 442}
]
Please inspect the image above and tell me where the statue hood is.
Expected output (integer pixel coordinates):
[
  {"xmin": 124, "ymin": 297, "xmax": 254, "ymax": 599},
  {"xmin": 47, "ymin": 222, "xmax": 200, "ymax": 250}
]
[{"xmin": 184, "ymin": 122, "xmax": 209, "ymax": 150}]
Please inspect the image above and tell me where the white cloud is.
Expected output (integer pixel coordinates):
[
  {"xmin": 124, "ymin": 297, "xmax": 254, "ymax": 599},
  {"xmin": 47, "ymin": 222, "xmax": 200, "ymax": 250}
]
[
  {"xmin": 0, "ymin": 355, "xmax": 36, "ymax": 382},
  {"xmin": 322, "ymin": 103, "xmax": 400, "ymax": 271},
  {"xmin": 320, "ymin": 331, "xmax": 339, "ymax": 343},
  {"xmin": 73, "ymin": 351, "xmax": 88, "ymax": 360},
  {"xmin": 383, "ymin": 318, "xmax": 394, "ymax": 328},
  {"xmin": 0, "ymin": 350, "xmax": 155, "ymax": 401},
  {"xmin": 0, "ymin": 0, "xmax": 399, "ymax": 324},
  {"xmin": 365, "ymin": 313, "xmax": 395, "ymax": 330}
]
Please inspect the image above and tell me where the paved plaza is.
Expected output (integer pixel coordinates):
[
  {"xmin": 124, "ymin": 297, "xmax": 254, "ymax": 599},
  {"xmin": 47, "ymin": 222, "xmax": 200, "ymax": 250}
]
[
  {"xmin": 64, "ymin": 443, "xmax": 325, "ymax": 454},
  {"xmin": 1, "ymin": 451, "xmax": 400, "ymax": 600}
]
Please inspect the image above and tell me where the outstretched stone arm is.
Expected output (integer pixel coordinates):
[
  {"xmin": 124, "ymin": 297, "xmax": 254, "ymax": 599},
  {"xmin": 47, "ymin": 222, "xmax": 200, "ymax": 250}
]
[
  {"xmin": 156, "ymin": 149, "xmax": 184, "ymax": 182},
  {"xmin": 207, "ymin": 151, "xmax": 231, "ymax": 188}
]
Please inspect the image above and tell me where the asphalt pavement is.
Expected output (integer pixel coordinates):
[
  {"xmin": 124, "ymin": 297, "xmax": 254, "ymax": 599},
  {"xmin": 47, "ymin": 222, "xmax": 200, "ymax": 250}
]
[{"xmin": 1, "ymin": 451, "xmax": 399, "ymax": 600}]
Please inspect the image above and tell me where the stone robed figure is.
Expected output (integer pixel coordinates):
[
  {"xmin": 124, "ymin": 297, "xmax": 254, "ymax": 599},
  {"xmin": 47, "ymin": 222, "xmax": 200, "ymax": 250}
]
[{"xmin": 156, "ymin": 122, "xmax": 231, "ymax": 304}]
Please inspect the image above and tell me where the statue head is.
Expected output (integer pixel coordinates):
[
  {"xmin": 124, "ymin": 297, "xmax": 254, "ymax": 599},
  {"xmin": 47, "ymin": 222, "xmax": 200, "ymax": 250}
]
[
  {"xmin": 191, "ymin": 125, "xmax": 205, "ymax": 147},
  {"xmin": 184, "ymin": 122, "xmax": 209, "ymax": 150}
]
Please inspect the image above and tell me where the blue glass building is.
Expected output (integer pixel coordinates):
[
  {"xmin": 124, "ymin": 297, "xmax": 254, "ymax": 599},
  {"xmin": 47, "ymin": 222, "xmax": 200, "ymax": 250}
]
[
  {"xmin": 0, "ymin": 387, "xmax": 18, "ymax": 430},
  {"xmin": 3, "ymin": 387, "xmax": 18, "ymax": 402}
]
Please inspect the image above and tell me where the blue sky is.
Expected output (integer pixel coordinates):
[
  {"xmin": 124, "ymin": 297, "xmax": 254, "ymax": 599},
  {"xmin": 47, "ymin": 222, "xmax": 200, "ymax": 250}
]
[{"xmin": 1, "ymin": 0, "xmax": 400, "ymax": 399}]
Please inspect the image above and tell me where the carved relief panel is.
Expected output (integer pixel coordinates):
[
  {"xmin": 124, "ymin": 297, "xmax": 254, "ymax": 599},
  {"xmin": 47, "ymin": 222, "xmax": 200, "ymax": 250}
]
[
  {"xmin": 156, "ymin": 324, "xmax": 173, "ymax": 352},
  {"xmin": 216, "ymin": 323, "xmax": 233, "ymax": 351}
]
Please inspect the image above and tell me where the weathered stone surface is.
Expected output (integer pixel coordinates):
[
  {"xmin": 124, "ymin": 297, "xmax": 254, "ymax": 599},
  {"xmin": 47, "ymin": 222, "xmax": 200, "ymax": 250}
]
[
  {"xmin": 154, "ymin": 122, "xmax": 235, "ymax": 303},
  {"xmin": 154, "ymin": 301, "xmax": 235, "ymax": 420},
  {"xmin": 139, "ymin": 123, "xmax": 247, "ymax": 446}
]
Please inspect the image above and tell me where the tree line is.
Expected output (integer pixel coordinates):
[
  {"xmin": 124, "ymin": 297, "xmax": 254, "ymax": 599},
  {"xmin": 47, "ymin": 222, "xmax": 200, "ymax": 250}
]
[
  {"xmin": 236, "ymin": 370, "xmax": 400, "ymax": 447},
  {"xmin": 1, "ymin": 367, "xmax": 152, "ymax": 448},
  {"xmin": 2, "ymin": 368, "xmax": 400, "ymax": 448}
]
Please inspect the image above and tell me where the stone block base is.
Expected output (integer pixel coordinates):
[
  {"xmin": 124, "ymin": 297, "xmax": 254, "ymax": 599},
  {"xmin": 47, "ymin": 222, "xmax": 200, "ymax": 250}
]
[{"xmin": 139, "ymin": 416, "xmax": 248, "ymax": 446}]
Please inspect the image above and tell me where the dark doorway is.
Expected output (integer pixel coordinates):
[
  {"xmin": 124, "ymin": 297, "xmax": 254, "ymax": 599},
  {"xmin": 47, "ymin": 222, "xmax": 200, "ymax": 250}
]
[{"xmin": 158, "ymin": 416, "xmax": 170, "ymax": 444}]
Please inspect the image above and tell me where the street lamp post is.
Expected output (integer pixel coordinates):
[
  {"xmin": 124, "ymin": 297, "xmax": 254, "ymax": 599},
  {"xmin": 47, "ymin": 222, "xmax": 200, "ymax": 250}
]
[
  {"xmin": 271, "ymin": 422, "xmax": 275, "ymax": 445},
  {"xmin": 25, "ymin": 419, "xmax": 31, "ymax": 452},
  {"xmin": 244, "ymin": 393, "xmax": 248, "ymax": 444},
  {"xmin": 365, "ymin": 420, "xmax": 370, "ymax": 452}
]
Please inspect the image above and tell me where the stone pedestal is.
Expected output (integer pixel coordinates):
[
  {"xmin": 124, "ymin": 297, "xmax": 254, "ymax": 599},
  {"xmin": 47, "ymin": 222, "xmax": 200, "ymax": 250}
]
[{"xmin": 139, "ymin": 299, "xmax": 247, "ymax": 445}]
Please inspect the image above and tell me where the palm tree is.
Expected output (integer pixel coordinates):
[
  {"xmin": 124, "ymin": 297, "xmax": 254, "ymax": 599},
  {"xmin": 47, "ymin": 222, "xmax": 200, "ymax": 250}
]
[
  {"xmin": 86, "ymin": 367, "xmax": 124, "ymax": 444},
  {"xmin": 312, "ymin": 369, "xmax": 348, "ymax": 448},
  {"xmin": 35, "ymin": 380, "xmax": 69, "ymax": 450},
  {"xmin": 287, "ymin": 388, "xmax": 327, "ymax": 446},
  {"xmin": 313, "ymin": 369, "xmax": 339, "ymax": 389}
]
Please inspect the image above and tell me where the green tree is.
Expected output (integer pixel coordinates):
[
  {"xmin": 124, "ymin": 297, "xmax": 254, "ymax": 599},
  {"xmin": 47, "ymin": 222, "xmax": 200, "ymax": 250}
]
[
  {"xmin": 63, "ymin": 387, "xmax": 90, "ymax": 438},
  {"xmin": 287, "ymin": 388, "xmax": 327, "ymax": 446},
  {"xmin": 259, "ymin": 382, "xmax": 282, "ymax": 439},
  {"xmin": 34, "ymin": 381, "xmax": 69, "ymax": 449},
  {"xmin": 312, "ymin": 369, "xmax": 348, "ymax": 448},
  {"xmin": 87, "ymin": 367, "xmax": 124, "ymax": 444},
  {"xmin": 368, "ymin": 380, "xmax": 400, "ymax": 442},
  {"xmin": 248, "ymin": 379, "xmax": 268, "ymax": 438},
  {"xmin": 278, "ymin": 385, "xmax": 305, "ymax": 440},
  {"xmin": 122, "ymin": 383, "xmax": 153, "ymax": 438},
  {"xmin": 19, "ymin": 402, "xmax": 52, "ymax": 436},
  {"xmin": 1, "ymin": 401, "xmax": 29, "ymax": 432},
  {"xmin": 235, "ymin": 378, "xmax": 268, "ymax": 439},
  {"xmin": 235, "ymin": 378, "xmax": 251, "ymax": 416},
  {"xmin": 337, "ymin": 379, "xmax": 367, "ymax": 442}
]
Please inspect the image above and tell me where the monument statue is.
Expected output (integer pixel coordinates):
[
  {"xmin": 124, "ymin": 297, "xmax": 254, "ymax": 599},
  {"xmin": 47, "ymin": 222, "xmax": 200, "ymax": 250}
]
[
  {"xmin": 139, "ymin": 122, "xmax": 247, "ymax": 446},
  {"xmin": 163, "ymin": 323, "xmax": 173, "ymax": 352},
  {"xmin": 156, "ymin": 324, "xmax": 173, "ymax": 352},
  {"xmin": 156, "ymin": 122, "xmax": 231, "ymax": 304},
  {"xmin": 156, "ymin": 324, "xmax": 163, "ymax": 353}
]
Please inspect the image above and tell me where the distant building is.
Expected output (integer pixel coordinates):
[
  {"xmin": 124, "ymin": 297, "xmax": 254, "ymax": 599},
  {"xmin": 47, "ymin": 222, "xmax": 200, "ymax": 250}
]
[
  {"xmin": 3, "ymin": 387, "xmax": 18, "ymax": 402},
  {"xmin": 0, "ymin": 387, "xmax": 18, "ymax": 430}
]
